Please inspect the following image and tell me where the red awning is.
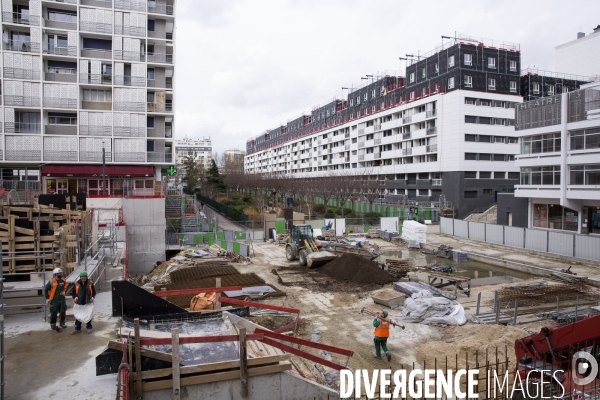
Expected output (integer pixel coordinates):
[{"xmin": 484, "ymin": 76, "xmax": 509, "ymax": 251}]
[{"xmin": 41, "ymin": 165, "xmax": 154, "ymax": 178}]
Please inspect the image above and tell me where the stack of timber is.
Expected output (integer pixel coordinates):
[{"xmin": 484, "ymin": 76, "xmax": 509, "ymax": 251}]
[{"xmin": 1, "ymin": 200, "xmax": 90, "ymax": 273}]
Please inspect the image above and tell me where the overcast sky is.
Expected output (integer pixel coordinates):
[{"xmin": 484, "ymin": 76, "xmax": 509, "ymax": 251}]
[{"xmin": 174, "ymin": 0, "xmax": 599, "ymax": 155}]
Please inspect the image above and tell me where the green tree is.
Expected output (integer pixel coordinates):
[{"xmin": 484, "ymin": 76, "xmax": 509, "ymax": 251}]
[
  {"xmin": 206, "ymin": 159, "xmax": 226, "ymax": 193},
  {"xmin": 181, "ymin": 153, "xmax": 204, "ymax": 189}
]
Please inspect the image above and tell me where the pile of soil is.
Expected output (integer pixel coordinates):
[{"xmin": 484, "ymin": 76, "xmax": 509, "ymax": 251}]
[{"xmin": 320, "ymin": 254, "xmax": 394, "ymax": 285}]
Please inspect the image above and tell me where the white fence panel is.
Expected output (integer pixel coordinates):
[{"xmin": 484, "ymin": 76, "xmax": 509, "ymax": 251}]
[
  {"xmin": 548, "ymin": 231, "xmax": 574, "ymax": 257},
  {"xmin": 525, "ymin": 229, "xmax": 548, "ymax": 252},
  {"xmin": 574, "ymin": 235, "xmax": 600, "ymax": 261},
  {"xmin": 486, "ymin": 224, "xmax": 504, "ymax": 245},
  {"xmin": 440, "ymin": 217, "xmax": 453, "ymax": 235},
  {"xmin": 468, "ymin": 222, "xmax": 485, "ymax": 241},
  {"xmin": 505, "ymin": 226, "xmax": 525, "ymax": 248},
  {"xmin": 381, "ymin": 217, "xmax": 399, "ymax": 232},
  {"xmin": 307, "ymin": 219, "xmax": 326, "ymax": 229},
  {"xmin": 454, "ymin": 219, "xmax": 469, "ymax": 238}
]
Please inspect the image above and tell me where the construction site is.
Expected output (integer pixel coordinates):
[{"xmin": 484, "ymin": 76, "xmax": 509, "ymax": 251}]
[{"xmin": 0, "ymin": 188, "xmax": 599, "ymax": 400}]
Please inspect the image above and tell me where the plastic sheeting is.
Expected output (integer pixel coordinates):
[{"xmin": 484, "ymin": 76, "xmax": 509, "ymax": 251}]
[
  {"xmin": 398, "ymin": 290, "xmax": 466, "ymax": 326},
  {"xmin": 73, "ymin": 303, "xmax": 94, "ymax": 323}
]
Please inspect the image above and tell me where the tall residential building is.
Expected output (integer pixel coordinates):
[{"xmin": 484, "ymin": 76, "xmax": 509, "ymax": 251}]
[
  {"xmin": 555, "ymin": 26, "xmax": 600, "ymax": 79},
  {"xmin": 224, "ymin": 148, "xmax": 244, "ymax": 164},
  {"xmin": 245, "ymin": 36, "xmax": 527, "ymax": 218},
  {"xmin": 174, "ymin": 137, "xmax": 211, "ymax": 169},
  {"xmin": 514, "ymin": 82, "xmax": 600, "ymax": 234},
  {"xmin": 0, "ymin": 0, "xmax": 175, "ymax": 198}
]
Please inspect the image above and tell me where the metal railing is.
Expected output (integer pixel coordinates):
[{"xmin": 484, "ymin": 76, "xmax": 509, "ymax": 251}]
[
  {"xmin": 4, "ymin": 96, "xmax": 41, "ymax": 107},
  {"xmin": 43, "ymin": 98, "xmax": 77, "ymax": 109},
  {"xmin": 426, "ymin": 127, "xmax": 437, "ymax": 135},
  {"xmin": 426, "ymin": 144, "xmax": 437, "ymax": 152},
  {"xmin": 147, "ymin": 152, "xmax": 173, "ymax": 163},
  {"xmin": 80, "ymin": 73, "xmax": 112, "ymax": 84},
  {"xmin": 3, "ymin": 40, "xmax": 40, "ymax": 53},
  {"xmin": 113, "ymin": 152, "xmax": 146, "ymax": 162},
  {"xmin": 5, "ymin": 150, "xmax": 41, "ymax": 160},
  {"xmin": 114, "ymin": 25, "xmax": 146, "ymax": 37},
  {"xmin": 113, "ymin": 75, "xmax": 145, "ymax": 87},
  {"xmin": 402, "ymin": 116, "xmax": 412, "ymax": 124},
  {"xmin": 113, "ymin": 50, "xmax": 144, "ymax": 62},
  {"xmin": 80, "ymin": 21, "xmax": 112, "ymax": 34},
  {"xmin": 402, "ymin": 132, "xmax": 411, "ymax": 139},
  {"xmin": 2, "ymin": 12, "xmax": 40, "ymax": 26},
  {"xmin": 426, "ymin": 109, "xmax": 437, "ymax": 118},
  {"xmin": 114, "ymin": 126, "xmax": 145, "ymax": 137},
  {"xmin": 147, "ymin": 53, "xmax": 173, "ymax": 64},
  {"xmin": 374, "ymin": 138, "xmax": 381, "ymax": 145},
  {"xmin": 148, "ymin": 3, "xmax": 174, "ymax": 15},
  {"xmin": 115, "ymin": 0, "xmax": 146, "ymax": 11},
  {"xmin": 147, "ymin": 102, "xmax": 173, "ymax": 113},
  {"xmin": 79, "ymin": 125, "xmax": 112, "ymax": 136},
  {"xmin": 81, "ymin": 48, "xmax": 112, "ymax": 59},
  {"xmin": 402, "ymin": 148, "xmax": 412, "ymax": 155},
  {"xmin": 3, "ymin": 67, "xmax": 40, "ymax": 80},
  {"xmin": 43, "ymin": 44, "xmax": 77, "ymax": 56},
  {"xmin": 114, "ymin": 102, "xmax": 145, "ymax": 112}
]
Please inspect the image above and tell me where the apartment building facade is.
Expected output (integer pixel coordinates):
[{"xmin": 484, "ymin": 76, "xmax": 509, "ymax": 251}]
[
  {"xmin": 174, "ymin": 137, "xmax": 211, "ymax": 170},
  {"xmin": 555, "ymin": 26, "xmax": 600, "ymax": 78},
  {"xmin": 0, "ymin": 0, "xmax": 175, "ymax": 197},
  {"xmin": 514, "ymin": 82, "xmax": 600, "ymax": 234},
  {"xmin": 245, "ymin": 38, "xmax": 525, "ymax": 218}
]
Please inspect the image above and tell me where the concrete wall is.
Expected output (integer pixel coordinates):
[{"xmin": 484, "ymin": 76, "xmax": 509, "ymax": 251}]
[
  {"xmin": 497, "ymin": 193, "xmax": 528, "ymax": 227},
  {"xmin": 143, "ymin": 371, "xmax": 338, "ymax": 400},
  {"xmin": 123, "ymin": 197, "xmax": 166, "ymax": 273}
]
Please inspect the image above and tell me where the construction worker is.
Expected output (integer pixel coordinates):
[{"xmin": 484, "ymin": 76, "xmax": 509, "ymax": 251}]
[
  {"xmin": 373, "ymin": 310, "xmax": 392, "ymax": 361},
  {"xmin": 44, "ymin": 268, "xmax": 68, "ymax": 332},
  {"xmin": 71, "ymin": 270, "xmax": 96, "ymax": 334}
]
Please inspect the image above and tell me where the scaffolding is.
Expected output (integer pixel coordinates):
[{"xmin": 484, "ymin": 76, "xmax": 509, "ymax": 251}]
[{"xmin": 165, "ymin": 189, "xmax": 205, "ymax": 244}]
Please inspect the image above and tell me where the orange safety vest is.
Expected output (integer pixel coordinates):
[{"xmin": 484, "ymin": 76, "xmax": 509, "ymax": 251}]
[
  {"xmin": 48, "ymin": 278, "xmax": 68, "ymax": 301},
  {"xmin": 374, "ymin": 319, "xmax": 390, "ymax": 338},
  {"xmin": 75, "ymin": 282, "xmax": 93, "ymax": 296}
]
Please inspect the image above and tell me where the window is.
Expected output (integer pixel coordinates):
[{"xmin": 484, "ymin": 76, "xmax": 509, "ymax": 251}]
[
  {"xmin": 350, "ymin": 99, "xmax": 354, "ymax": 106},
  {"xmin": 465, "ymin": 115, "xmax": 477, "ymax": 124},
  {"xmin": 522, "ymin": 132, "xmax": 561, "ymax": 154},
  {"xmin": 352, "ymin": 138, "xmax": 357, "ymax": 143},
  {"xmin": 508, "ymin": 172, "xmax": 520, "ymax": 180},
  {"xmin": 570, "ymin": 164, "xmax": 600, "ymax": 185},
  {"xmin": 356, "ymin": 96, "xmax": 360, "ymax": 105},
  {"xmin": 480, "ymin": 99, "xmax": 491, "ymax": 106},
  {"xmin": 465, "ymin": 171, "xmax": 477, "ymax": 178},
  {"xmin": 147, "ymin": 140, "xmax": 155, "ymax": 152},
  {"xmin": 532, "ymin": 82, "xmax": 540, "ymax": 94},
  {"xmin": 465, "ymin": 134, "xmax": 477, "ymax": 142},
  {"xmin": 410, "ymin": 91, "xmax": 415, "ymax": 100},
  {"xmin": 48, "ymin": 113, "xmax": 76, "ymax": 125},
  {"xmin": 448, "ymin": 77, "xmax": 455, "ymax": 89},
  {"xmin": 464, "ymin": 53, "xmax": 472, "ymax": 66},
  {"xmin": 494, "ymin": 136, "xmax": 505, "ymax": 143},
  {"xmin": 479, "ymin": 171, "xmax": 491, "ymax": 178},
  {"xmin": 479, "ymin": 117, "xmax": 492, "ymax": 125},
  {"xmin": 464, "ymin": 191, "xmax": 477, "ymax": 198},
  {"xmin": 465, "ymin": 97, "xmax": 476, "ymax": 105},
  {"xmin": 147, "ymin": 116, "xmax": 154, "ymax": 128},
  {"xmin": 488, "ymin": 78, "xmax": 496, "ymax": 90},
  {"xmin": 409, "ymin": 72, "xmax": 415, "ymax": 83},
  {"xmin": 465, "ymin": 153, "xmax": 477, "ymax": 160},
  {"xmin": 421, "ymin": 67, "xmax": 426, "ymax": 78},
  {"xmin": 372, "ymin": 89, "xmax": 376, "ymax": 98},
  {"xmin": 570, "ymin": 128, "xmax": 600, "ymax": 150},
  {"xmin": 434, "ymin": 62, "xmax": 439, "ymax": 73},
  {"xmin": 483, "ymin": 189, "xmax": 492, "ymax": 194},
  {"xmin": 479, "ymin": 153, "xmax": 491, "ymax": 161},
  {"xmin": 464, "ymin": 75, "xmax": 472, "ymax": 88},
  {"xmin": 494, "ymin": 172, "xmax": 505, "ymax": 179},
  {"xmin": 448, "ymin": 55, "xmax": 455, "ymax": 68},
  {"xmin": 510, "ymin": 81, "xmax": 517, "ymax": 93},
  {"xmin": 508, "ymin": 137, "xmax": 518, "ymax": 144},
  {"xmin": 509, "ymin": 60, "xmax": 517, "ymax": 72},
  {"xmin": 521, "ymin": 166, "xmax": 561, "ymax": 185},
  {"xmin": 478, "ymin": 135, "xmax": 491, "ymax": 143},
  {"xmin": 147, "ymin": 43, "xmax": 154, "ymax": 54},
  {"xmin": 364, "ymin": 93, "xmax": 368, "ymax": 101},
  {"xmin": 547, "ymin": 85, "xmax": 555, "ymax": 95},
  {"xmin": 48, "ymin": 10, "xmax": 77, "ymax": 24},
  {"xmin": 487, "ymin": 57, "xmax": 496, "ymax": 69},
  {"xmin": 82, "ymin": 89, "xmax": 111, "ymax": 102},
  {"xmin": 147, "ymin": 68, "xmax": 155, "ymax": 80},
  {"xmin": 148, "ymin": 19, "xmax": 155, "ymax": 31}
]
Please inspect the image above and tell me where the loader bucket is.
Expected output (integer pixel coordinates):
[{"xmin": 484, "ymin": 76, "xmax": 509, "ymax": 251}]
[{"xmin": 307, "ymin": 251, "xmax": 336, "ymax": 268}]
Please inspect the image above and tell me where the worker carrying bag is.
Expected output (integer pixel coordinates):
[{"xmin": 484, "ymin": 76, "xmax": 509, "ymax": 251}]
[{"xmin": 73, "ymin": 303, "xmax": 94, "ymax": 324}]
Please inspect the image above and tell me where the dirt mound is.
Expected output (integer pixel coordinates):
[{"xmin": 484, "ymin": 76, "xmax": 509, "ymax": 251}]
[{"xmin": 320, "ymin": 254, "xmax": 394, "ymax": 285}]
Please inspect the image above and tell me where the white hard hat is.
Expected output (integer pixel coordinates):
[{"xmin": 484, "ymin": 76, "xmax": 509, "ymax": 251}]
[{"xmin": 53, "ymin": 268, "xmax": 63, "ymax": 275}]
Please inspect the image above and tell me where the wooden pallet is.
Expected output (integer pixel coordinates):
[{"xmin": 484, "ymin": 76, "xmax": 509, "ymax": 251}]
[{"xmin": 386, "ymin": 258, "xmax": 410, "ymax": 278}]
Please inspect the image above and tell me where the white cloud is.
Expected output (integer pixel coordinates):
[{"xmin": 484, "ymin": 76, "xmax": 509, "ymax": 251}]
[{"xmin": 174, "ymin": 0, "xmax": 599, "ymax": 154}]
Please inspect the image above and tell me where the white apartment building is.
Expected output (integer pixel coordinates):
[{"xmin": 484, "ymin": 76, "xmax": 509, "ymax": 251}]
[
  {"xmin": 555, "ymin": 26, "xmax": 600, "ymax": 79},
  {"xmin": 174, "ymin": 137, "xmax": 211, "ymax": 169},
  {"xmin": 514, "ymin": 82, "xmax": 600, "ymax": 234},
  {"xmin": 0, "ymin": 0, "xmax": 175, "ymax": 197},
  {"xmin": 224, "ymin": 148, "xmax": 244, "ymax": 165}
]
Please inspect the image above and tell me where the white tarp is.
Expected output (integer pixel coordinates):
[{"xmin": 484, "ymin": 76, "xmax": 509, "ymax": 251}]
[
  {"xmin": 398, "ymin": 290, "xmax": 466, "ymax": 326},
  {"xmin": 73, "ymin": 303, "xmax": 94, "ymax": 323}
]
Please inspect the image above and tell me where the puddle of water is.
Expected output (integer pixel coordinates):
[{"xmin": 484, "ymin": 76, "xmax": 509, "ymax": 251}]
[{"xmin": 379, "ymin": 249, "xmax": 535, "ymax": 286}]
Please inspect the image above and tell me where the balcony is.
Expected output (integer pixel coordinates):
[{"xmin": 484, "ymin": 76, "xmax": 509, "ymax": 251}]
[
  {"xmin": 147, "ymin": 152, "xmax": 173, "ymax": 163},
  {"xmin": 43, "ymin": 44, "xmax": 77, "ymax": 57},
  {"xmin": 4, "ymin": 96, "xmax": 40, "ymax": 107},
  {"xmin": 147, "ymin": 53, "xmax": 173, "ymax": 64},
  {"xmin": 44, "ymin": 14, "xmax": 77, "ymax": 30},
  {"xmin": 45, "ymin": 124, "xmax": 77, "ymax": 135},
  {"xmin": 114, "ymin": 25, "xmax": 146, "ymax": 37},
  {"xmin": 43, "ymin": 150, "xmax": 78, "ymax": 161},
  {"xmin": 80, "ymin": 151, "xmax": 112, "ymax": 162},
  {"xmin": 46, "ymin": 0, "xmax": 77, "ymax": 3},
  {"xmin": 426, "ymin": 144, "xmax": 438, "ymax": 153},
  {"xmin": 114, "ymin": 102, "xmax": 145, "ymax": 112},
  {"xmin": 80, "ymin": 125, "xmax": 112, "ymax": 136},
  {"xmin": 44, "ymin": 98, "xmax": 77, "ymax": 109},
  {"xmin": 113, "ymin": 50, "xmax": 144, "ymax": 62},
  {"xmin": 45, "ymin": 70, "xmax": 77, "ymax": 83},
  {"xmin": 115, "ymin": 126, "xmax": 145, "ymax": 137},
  {"xmin": 80, "ymin": 21, "xmax": 112, "ymax": 34},
  {"xmin": 374, "ymin": 138, "xmax": 381, "ymax": 145},
  {"xmin": 4, "ymin": 122, "xmax": 41, "ymax": 134},
  {"xmin": 81, "ymin": 48, "xmax": 112, "ymax": 60},
  {"xmin": 432, "ymin": 179, "xmax": 442, "ymax": 186},
  {"xmin": 3, "ymin": 12, "xmax": 40, "ymax": 26},
  {"xmin": 147, "ymin": 3, "xmax": 174, "ymax": 15},
  {"xmin": 115, "ymin": 0, "xmax": 146, "ymax": 11},
  {"xmin": 402, "ymin": 148, "xmax": 412, "ymax": 156},
  {"xmin": 114, "ymin": 152, "xmax": 145, "ymax": 162},
  {"xmin": 147, "ymin": 102, "xmax": 173, "ymax": 113},
  {"xmin": 403, "ymin": 132, "xmax": 411, "ymax": 140},
  {"xmin": 6, "ymin": 150, "xmax": 41, "ymax": 161},
  {"xmin": 426, "ymin": 127, "xmax": 437, "ymax": 135},
  {"xmin": 374, "ymin": 153, "xmax": 381, "ymax": 159},
  {"xmin": 114, "ymin": 75, "xmax": 145, "ymax": 87},
  {"xmin": 4, "ymin": 67, "xmax": 40, "ymax": 80},
  {"xmin": 81, "ymin": 73, "xmax": 112, "ymax": 85},
  {"xmin": 3, "ymin": 39, "xmax": 40, "ymax": 53},
  {"xmin": 426, "ymin": 109, "xmax": 437, "ymax": 118},
  {"xmin": 402, "ymin": 116, "xmax": 412, "ymax": 124},
  {"xmin": 81, "ymin": 100, "xmax": 112, "ymax": 111},
  {"xmin": 81, "ymin": 0, "xmax": 112, "ymax": 7}
]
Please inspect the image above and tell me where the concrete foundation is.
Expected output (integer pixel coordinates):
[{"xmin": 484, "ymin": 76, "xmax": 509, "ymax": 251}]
[
  {"xmin": 123, "ymin": 198, "xmax": 166, "ymax": 273},
  {"xmin": 143, "ymin": 371, "xmax": 338, "ymax": 400}
]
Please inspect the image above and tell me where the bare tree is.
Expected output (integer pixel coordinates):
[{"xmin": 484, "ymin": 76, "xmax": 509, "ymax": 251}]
[
  {"xmin": 330, "ymin": 171, "xmax": 358, "ymax": 217},
  {"xmin": 358, "ymin": 168, "xmax": 382, "ymax": 213}
]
